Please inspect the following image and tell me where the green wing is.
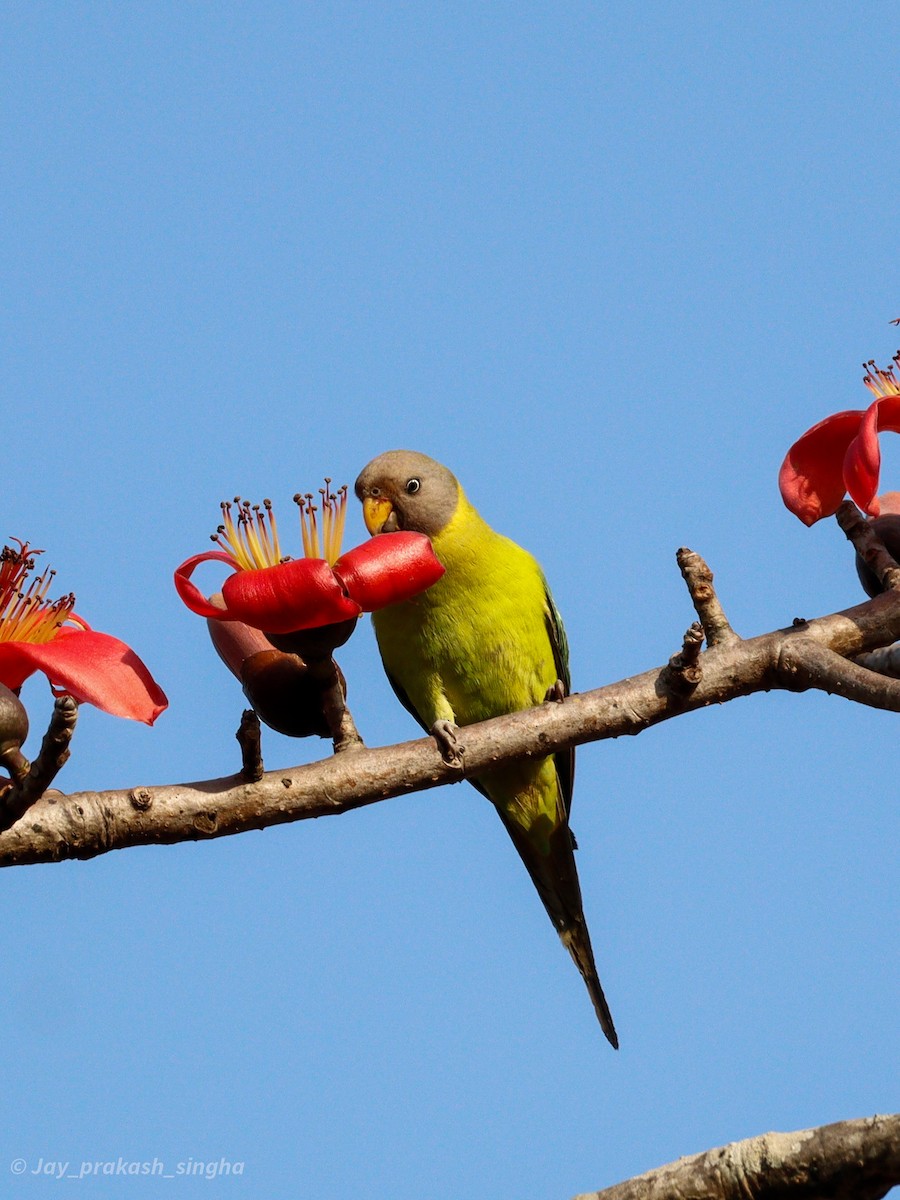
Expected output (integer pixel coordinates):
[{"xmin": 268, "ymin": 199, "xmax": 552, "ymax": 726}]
[
  {"xmin": 380, "ymin": 578, "xmax": 574, "ymax": 817},
  {"xmin": 382, "ymin": 665, "xmax": 429, "ymax": 734},
  {"xmin": 544, "ymin": 581, "xmax": 575, "ymax": 821}
]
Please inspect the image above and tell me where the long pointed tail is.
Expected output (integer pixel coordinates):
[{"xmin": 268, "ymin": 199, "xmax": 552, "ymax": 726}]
[
  {"xmin": 560, "ymin": 915, "xmax": 618, "ymax": 1049},
  {"xmin": 500, "ymin": 814, "xmax": 619, "ymax": 1048}
]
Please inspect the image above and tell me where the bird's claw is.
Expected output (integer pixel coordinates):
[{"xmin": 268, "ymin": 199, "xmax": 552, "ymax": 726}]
[
  {"xmin": 431, "ymin": 720, "xmax": 464, "ymax": 768},
  {"xmin": 544, "ymin": 679, "xmax": 566, "ymax": 704}
]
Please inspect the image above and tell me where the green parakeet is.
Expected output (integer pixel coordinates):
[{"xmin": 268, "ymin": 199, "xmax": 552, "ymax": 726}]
[{"xmin": 355, "ymin": 450, "xmax": 618, "ymax": 1047}]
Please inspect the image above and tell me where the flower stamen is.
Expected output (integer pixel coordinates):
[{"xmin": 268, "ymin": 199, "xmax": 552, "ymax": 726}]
[
  {"xmin": 293, "ymin": 482, "xmax": 348, "ymax": 565},
  {"xmin": 210, "ymin": 483, "xmax": 349, "ymax": 573},
  {"xmin": 211, "ymin": 497, "xmax": 288, "ymax": 571},
  {"xmin": 326, "ymin": 482, "xmax": 348, "ymax": 565},
  {"xmin": 261, "ymin": 499, "xmax": 283, "ymax": 563},
  {"xmin": 294, "ymin": 493, "xmax": 317, "ymax": 559},
  {"xmin": 863, "ymin": 352, "xmax": 900, "ymax": 399},
  {"xmin": 0, "ymin": 542, "xmax": 77, "ymax": 645}
]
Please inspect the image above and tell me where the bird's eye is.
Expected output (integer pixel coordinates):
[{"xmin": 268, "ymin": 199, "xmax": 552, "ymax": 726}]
[
  {"xmin": 370, "ymin": 486, "xmax": 381, "ymax": 497},
  {"xmin": 405, "ymin": 478, "xmax": 421, "ymax": 495}
]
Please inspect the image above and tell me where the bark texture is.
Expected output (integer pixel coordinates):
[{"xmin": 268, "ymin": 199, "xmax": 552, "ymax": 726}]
[{"xmin": 574, "ymin": 1114, "xmax": 900, "ymax": 1200}]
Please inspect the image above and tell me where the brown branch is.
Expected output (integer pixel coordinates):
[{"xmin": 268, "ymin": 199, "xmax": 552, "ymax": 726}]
[
  {"xmin": 662, "ymin": 621, "xmax": 705, "ymax": 694},
  {"xmin": 855, "ymin": 642, "xmax": 900, "ymax": 677},
  {"xmin": 780, "ymin": 638, "xmax": 900, "ymax": 711},
  {"xmin": 574, "ymin": 1113, "xmax": 900, "ymax": 1200},
  {"xmin": 837, "ymin": 500, "xmax": 900, "ymax": 592},
  {"xmin": 305, "ymin": 655, "xmax": 365, "ymax": 752},
  {"xmin": 3, "ymin": 554, "xmax": 900, "ymax": 867},
  {"xmin": 677, "ymin": 548, "xmax": 739, "ymax": 647},
  {"xmin": 237, "ymin": 709, "xmax": 263, "ymax": 782}
]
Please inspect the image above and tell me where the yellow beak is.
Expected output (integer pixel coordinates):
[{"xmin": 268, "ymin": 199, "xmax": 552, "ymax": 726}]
[{"xmin": 363, "ymin": 496, "xmax": 395, "ymax": 535}]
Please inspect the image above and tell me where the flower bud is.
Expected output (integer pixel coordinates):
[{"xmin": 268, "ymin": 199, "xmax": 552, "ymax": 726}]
[
  {"xmin": 0, "ymin": 682, "xmax": 29, "ymax": 782},
  {"xmin": 265, "ymin": 617, "xmax": 358, "ymax": 661},
  {"xmin": 240, "ymin": 650, "xmax": 345, "ymax": 739},
  {"xmin": 206, "ymin": 615, "xmax": 346, "ymax": 737}
]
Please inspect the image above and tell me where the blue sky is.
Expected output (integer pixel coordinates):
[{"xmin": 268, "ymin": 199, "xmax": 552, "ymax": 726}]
[{"xmin": 2, "ymin": 3, "xmax": 897, "ymax": 1197}]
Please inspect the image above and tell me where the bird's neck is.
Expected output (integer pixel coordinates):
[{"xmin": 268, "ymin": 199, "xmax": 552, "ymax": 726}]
[{"xmin": 430, "ymin": 490, "xmax": 494, "ymax": 567}]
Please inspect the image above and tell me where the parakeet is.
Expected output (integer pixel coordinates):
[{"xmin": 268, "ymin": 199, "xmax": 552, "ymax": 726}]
[{"xmin": 354, "ymin": 450, "xmax": 618, "ymax": 1047}]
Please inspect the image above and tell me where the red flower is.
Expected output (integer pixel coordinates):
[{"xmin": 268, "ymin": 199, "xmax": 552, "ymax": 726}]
[
  {"xmin": 780, "ymin": 353, "xmax": 900, "ymax": 525},
  {"xmin": 0, "ymin": 541, "xmax": 167, "ymax": 724},
  {"xmin": 174, "ymin": 483, "xmax": 444, "ymax": 635}
]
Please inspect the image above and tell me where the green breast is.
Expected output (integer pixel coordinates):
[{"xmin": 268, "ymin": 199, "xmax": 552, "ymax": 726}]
[{"xmin": 372, "ymin": 499, "xmax": 559, "ymax": 729}]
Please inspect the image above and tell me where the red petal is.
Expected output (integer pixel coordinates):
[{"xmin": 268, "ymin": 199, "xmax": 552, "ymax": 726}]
[
  {"xmin": 174, "ymin": 551, "xmax": 238, "ymax": 618},
  {"xmin": 221, "ymin": 558, "xmax": 361, "ymax": 633},
  {"xmin": 333, "ymin": 532, "xmax": 445, "ymax": 611},
  {"xmin": 778, "ymin": 409, "xmax": 865, "ymax": 525},
  {"xmin": 0, "ymin": 630, "xmax": 168, "ymax": 725},
  {"xmin": 843, "ymin": 403, "xmax": 881, "ymax": 516},
  {"xmin": 843, "ymin": 394, "xmax": 900, "ymax": 517}
]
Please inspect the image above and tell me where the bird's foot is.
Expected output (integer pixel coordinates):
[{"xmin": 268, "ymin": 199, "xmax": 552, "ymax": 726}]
[
  {"xmin": 544, "ymin": 679, "xmax": 566, "ymax": 704},
  {"xmin": 430, "ymin": 720, "xmax": 464, "ymax": 768}
]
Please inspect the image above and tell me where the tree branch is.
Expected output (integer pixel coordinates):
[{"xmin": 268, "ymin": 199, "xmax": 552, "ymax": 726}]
[
  {"xmin": 3, "ymin": 547, "xmax": 900, "ymax": 868},
  {"xmin": 837, "ymin": 500, "xmax": 900, "ymax": 592},
  {"xmin": 574, "ymin": 1113, "xmax": 900, "ymax": 1200},
  {"xmin": 856, "ymin": 642, "xmax": 900, "ymax": 677},
  {"xmin": 677, "ymin": 547, "xmax": 738, "ymax": 647}
]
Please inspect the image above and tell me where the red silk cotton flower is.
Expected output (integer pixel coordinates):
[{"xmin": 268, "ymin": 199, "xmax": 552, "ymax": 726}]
[
  {"xmin": 0, "ymin": 540, "xmax": 167, "ymax": 724},
  {"xmin": 174, "ymin": 483, "xmax": 444, "ymax": 636},
  {"xmin": 779, "ymin": 353, "xmax": 900, "ymax": 525}
]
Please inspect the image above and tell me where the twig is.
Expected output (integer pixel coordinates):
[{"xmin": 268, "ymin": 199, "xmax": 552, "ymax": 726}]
[
  {"xmin": 662, "ymin": 621, "xmax": 704, "ymax": 694},
  {"xmin": 837, "ymin": 500, "xmax": 900, "ymax": 592},
  {"xmin": 237, "ymin": 709, "xmax": 263, "ymax": 781},
  {"xmin": 676, "ymin": 548, "xmax": 739, "ymax": 647},
  {"xmin": 306, "ymin": 657, "xmax": 364, "ymax": 753}
]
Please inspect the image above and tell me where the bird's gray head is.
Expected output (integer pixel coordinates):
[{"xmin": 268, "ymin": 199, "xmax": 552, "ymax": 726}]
[{"xmin": 355, "ymin": 450, "xmax": 460, "ymax": 538}]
